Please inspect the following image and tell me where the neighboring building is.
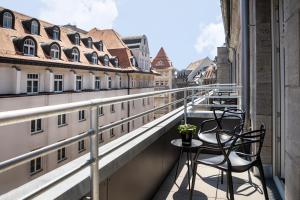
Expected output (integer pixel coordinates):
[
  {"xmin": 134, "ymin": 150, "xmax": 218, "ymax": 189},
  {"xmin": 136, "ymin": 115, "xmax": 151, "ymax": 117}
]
[
  {"xmin": 216, "ymin": 46, "xmax": 232, "ymax": 83},
  {"xmin": 151, "ymin": 47, "xmax": 176, "ymax": 118},
  {"xmin": 220, "ymin": 0, "xmax": 300, "ymax": 199},
  {"xmin": 0, "ymin": 7, "xmax": 157, "ymax": 193},
  {"xmin": 122, "ymin": 35, "xmax": 151, "ymax": 72}
]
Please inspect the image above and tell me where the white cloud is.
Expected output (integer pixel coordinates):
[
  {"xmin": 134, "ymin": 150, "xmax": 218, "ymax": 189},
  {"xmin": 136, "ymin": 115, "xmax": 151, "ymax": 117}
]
[
  {"xmin": 194, "ymin": 19, "xmax": 225, "ymax": 59},
  {"xmin": 39, "ymin": 0, "xmax": 118, "ymax": 30}
]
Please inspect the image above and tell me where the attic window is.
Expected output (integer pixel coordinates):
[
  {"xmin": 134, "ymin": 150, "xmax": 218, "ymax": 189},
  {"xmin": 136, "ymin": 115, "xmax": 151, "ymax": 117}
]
[
  {"xmin": 31, "ymin": 20, "xmax": 39, "ymax": 35},
  {"xmin": 88, "ymin": 38, "xmax": 92, "ymax": 48},
  {"xmin": 72, "ymin": 48, "xmax": 79, "ymax": 62},
  {"xmin": 115, "ymin": 58, "xmax": 119, "ymax": 67},
  {"xmin": 99, "ymin": 41, "xmax": 103, "ymax": 51},
  {"xmin": 92, "ymin": 52, "xmax": 98, "ymax": 64},
  {"xmin": 75, "ymin": 34, "xmax": 80, "ymax": 45},
  {"xmin": 104, "ymin": 55, "xmax": 109, "ymax": 66},
  {"xmin": 53, "ymin": 27, "xmax": 59, "ymax": 40},
  {"xmin": 23, "ymin": 38, "xmax": 36, "ymax": 56},
  {"xmin": 156, "ymin": 60, "xmax": 164, "ymax": 66},
  {"xmin": 50, "ymin": 44, "xmax": 60, "ymax": 59},
  {"xmin": 3, "ymin": 12, "xmax": 12, "ymax": 28}
]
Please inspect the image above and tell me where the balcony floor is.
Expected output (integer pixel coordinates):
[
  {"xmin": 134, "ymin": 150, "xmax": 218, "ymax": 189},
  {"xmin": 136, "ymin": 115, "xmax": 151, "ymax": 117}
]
[{"xmin": 153, "ymin": 154, "xmax": 282, "ymax": 200}]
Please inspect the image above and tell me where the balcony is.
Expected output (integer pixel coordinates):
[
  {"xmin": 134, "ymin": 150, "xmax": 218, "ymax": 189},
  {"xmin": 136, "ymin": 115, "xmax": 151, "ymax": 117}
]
[{"xmin": 0, "ymin": 84, "xmax": 281, "ymax": 199}]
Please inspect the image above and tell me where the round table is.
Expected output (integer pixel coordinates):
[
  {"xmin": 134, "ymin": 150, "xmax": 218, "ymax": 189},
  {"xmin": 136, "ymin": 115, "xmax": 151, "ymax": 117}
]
[{"xmin": 171, "ymin": 139, "xmax": 202, "ymax": 190}]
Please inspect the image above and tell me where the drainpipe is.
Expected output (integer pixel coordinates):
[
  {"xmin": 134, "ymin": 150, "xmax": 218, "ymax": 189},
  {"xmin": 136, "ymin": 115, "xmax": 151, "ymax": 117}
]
[
  {"xmin": 228, "ymin": 47, "xmax": 236, "ymax": 84},
  {"xmin": 126, "ymin": 73, "xmax": 130, "ymax": 132},
  {"xmin": 240, "ymin": 0, "xmax": 250, "ymax": 127}
]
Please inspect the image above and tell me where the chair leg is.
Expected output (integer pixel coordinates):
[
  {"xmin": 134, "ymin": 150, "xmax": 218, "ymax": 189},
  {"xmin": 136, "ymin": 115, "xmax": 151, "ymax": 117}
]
[
  {"xmin": 174, "ymin": 148, "xmax": 183, "ymax": 182},
  {"xmin": 189, "ymin": 162, "xmax": 198, "ymax": 200},
  {"xmin": 257, "ymin": 160, "xmax": 269, "ymax": 200},
  {"xmin": 221, "ymin": 170, "xmax": 224, "ymax": 184},
  {"xmin": 227, "ymin": 170, "xmax": 234, "ymax": 200}
]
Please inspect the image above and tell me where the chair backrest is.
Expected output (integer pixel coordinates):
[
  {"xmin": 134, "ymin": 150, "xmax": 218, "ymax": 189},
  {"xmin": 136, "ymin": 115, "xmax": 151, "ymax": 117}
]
[
  {"xmin": 213, "ymin": 108, "xmax": 245, "ymax": 131},
  {"xmin": 216, "ymin": 124, "xmax": 266, "ymax": 166}
]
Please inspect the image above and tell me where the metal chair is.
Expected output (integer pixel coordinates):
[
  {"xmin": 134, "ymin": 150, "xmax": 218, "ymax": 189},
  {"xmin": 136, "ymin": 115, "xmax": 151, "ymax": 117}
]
[{"xmin": 190, "ymin": 125, "xmax": 269, "ymax": 200}]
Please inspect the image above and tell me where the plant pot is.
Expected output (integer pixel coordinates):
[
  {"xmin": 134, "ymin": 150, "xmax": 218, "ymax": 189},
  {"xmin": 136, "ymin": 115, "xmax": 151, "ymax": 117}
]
[{"xmin": 181, "ymin": 132, "xmax": 192, "ymax": 146}]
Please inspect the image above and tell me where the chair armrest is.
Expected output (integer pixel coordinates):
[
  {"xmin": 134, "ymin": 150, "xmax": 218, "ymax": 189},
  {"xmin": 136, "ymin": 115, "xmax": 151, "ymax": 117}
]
[{"xmin": 200, "ymin": 119, "xmax": 219, "ymax": 132}]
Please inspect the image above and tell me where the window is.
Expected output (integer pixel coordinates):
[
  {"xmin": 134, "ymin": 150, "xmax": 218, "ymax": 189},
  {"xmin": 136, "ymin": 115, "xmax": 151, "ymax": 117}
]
[
  {"xmin": 3, "ymin": 12, "xmax": 12, "ymax": 28},
  {"xmin": 54, "ymin": 74, "xmax": 63, "ymax": 92},
  {"xmin": 27, "ymin": 74, "xmax": 39, "ymax": 94},
  {"xmin": 30, "ymin": 157, "xmax": 42, "ymax": 174},
  {"xmin": 155, "ymin": 81, "xmax": 159, "ymax": 86},
  {"xmin": 50, "ymin": 44, "xmax": 60, "ymax": 59},
  {"xmin": 92, "ymin": 52, "xmax": 98, "ymax": 64},
  {"xmin": 98, "ymin": 106, "xmax": 104, "ymax": 116},
  {"xmin": 143, "ymin": 98, "xmax": 145, "ymax": 106},
  {"xmin": 121, "ymin": 102, "xmax": 124, "ymax": 110},
  {"xmin": 142, "ymin": 116, "xmax": 145, "ymax": 124},
  {"xmin": 79, "ymin": 110, "xmax": 85, "ymax": 121},
  {"xmin": 147, "ymin": 97, "xmax": 150, "ymax": 105},
  {"xmin": 78, "ymin": 140, "xmax": 85, "ymax": 152},
  {"xmin": 132, "ymin": 120, "xmax": 135, "ymax": 129},
  {"xmin": 31, "ymin": 20, "xmax": 39, "ymax": 35},
  {"xmin": 110, "ymin": 104, "xmax": 115, "ymax": 113},
  {"xmin": 88, "ymin": 38, "xmax": 92, "ymax": 48},
  {"xmin": 119, "ymin": 77, "xmax": 122, "ymax": 88},
  {"xmin": 95, "ymin": 76, "xmax": 100, "ymax": 90},
  {"xmin": 72, "ymin": 48, "xmax": 79, "ymax": 62},
  {"xmin": 53, "ymin": 27, "xmax": 59, "ymax": 40},
  {"xmin": 58, "ymin": 114, "xmax": 66, "ymax": 126},
  {"xmin": 132, "ymin": 100, "xmax": 135, "ymax": 108},
  {"xmin": 108, "ymin": 76, "xmax": 112, "ymax": 89},
  {"xmin": 121, "ymin": 123, "xmax": 125, "ymax": 132},
  {"xmin": 23, "ymin": 38, "xmax": 35, "ymax": 56},
  {"xmin": 99, "ymin": 128, "xmax": 103, "ymax": 142},
  {"xmin": 110, "ymin": 128, "xmax": 114, "ymax": 137},
  {"xmin": 57, "ymin": 147, "xmax": 66, "ymax": 162},
  {"xmin": 75, "ymin": 34, "xmax": 80, "ymax": 45},
  {"xmin": 115, "ymin": 58, "xmax": 119, "ymax": 67},
  {"xmin": 147, "ymin": 114, "xmax": 150, "ymax": 122},
  {"xmin": 76, "ymin": 75, "xmax": 82, "ymax": 91},
  {"xmin": 104, "ymin": 55, "xmax": 109, "ymax": 66},
  {"xmin": 98, "ymin": 41, "xmax": 103, "ymax": 51},
  {"xmin": 31, "ymin": 119, "xmax": 42, "ymax": 133}
]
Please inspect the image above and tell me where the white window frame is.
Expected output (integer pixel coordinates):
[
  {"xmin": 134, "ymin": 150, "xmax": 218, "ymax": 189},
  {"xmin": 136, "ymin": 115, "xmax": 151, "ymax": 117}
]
[
  {"xmin": 98, "ymin": 106, "xmax": 104, "ymax": 116},
  {"xmin": 31, "ymin": 20, "xmax": 39, "ymax": 35},
  {"xmin": 30, "ymin": 157, "xmax": 42, "ymax": 174},
  {"xmin": 27, "ymin": 73, "xmax": 39, "ymax": 94},
  {"xmin": 104, "ymin": 55, "xmax": 109, "ymax": 66},
  {"xmin": 23, "ymin": 39, "xmax": 35, "ymax": 56},
  {"xmin": 88, "ymin": 38, "xmax": 92, "ymax": 48},
  {"xmin": 75, "ymin": 34, "xmax": 80, "ymax": 45},
  {"xmin": 57, "ymin": 147, "xmax": 66, "ymax": 162},
  {"xmin": 50, "ymin": 44, "xmax": 60, "ymax": 59},
  {"xmin": 54, "ymin": 74, "xmax": 63, "ymax": 92},
  {"xmin": 99, "ymin": 41, "xmax": 103, "ymax": 51},
  {"xmin": 72, "ymin": 48, "xmax": 79, "ymax": 62},
  {"xmin": 108, "ymin": 76, "xmax": 112, "ymax": 89},
  {"xmin": 58, "ymin": 114, "xmax": 67, "ymax": 127},
  {"xmin": 95, "ymin": 76, "xmax": 101, "ymax": 90},
  {"xmin": 53, "ymin": 27, "xmax": 59, "ymax": 40},
  {"xmin": 31, "ymin": 119, "xmax": 42, "ymax": 134},
  {"xmin": 76, "ymin": 75, "xmax": 82, "ymax": 91},
  {"xmin": 92, "ymin": 53, "xmax": 98, "ymax": 64},
  {"xmin": 110, "ymin": 128, "xmax": 114, "ymax": 137},
  {"xmin": 3, "ymin": 12, "xmax": 12, "ymax": 28},
  {"xmin": 79, "ymin": 110, "xmax": 85, "ymax": 121},
  {"xmin": 78, "ymin": 139, "xmax": 85, "ymax": 152},
  {"xmin": 110, "ymin": 104, "xmax": 115, "ymax": 113}
]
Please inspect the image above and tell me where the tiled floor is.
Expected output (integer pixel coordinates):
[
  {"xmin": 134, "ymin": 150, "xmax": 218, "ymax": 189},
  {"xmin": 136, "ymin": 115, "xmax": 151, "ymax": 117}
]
[{"xmin": 153, "ymin": 154, "xmax": 282, "ymax": 200}]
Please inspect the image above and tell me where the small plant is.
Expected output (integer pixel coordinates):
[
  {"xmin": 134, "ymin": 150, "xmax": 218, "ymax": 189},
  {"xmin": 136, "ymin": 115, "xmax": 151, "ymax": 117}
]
[{"xmin": 177, "ymin": 124, "xmax": 197, "ymax": 135}]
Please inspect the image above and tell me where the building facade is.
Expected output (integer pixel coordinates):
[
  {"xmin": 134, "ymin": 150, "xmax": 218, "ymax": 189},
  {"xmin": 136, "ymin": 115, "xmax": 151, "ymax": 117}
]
[
  {"xmin": 122, "ymin": 35, "xmax": 151, "ymax": 72},
  {"xmin": 151, "ymin": 47, "xmax": 176, "ymax": 118},
  {"xmin": 216, "ymin": 46, "xmax": 232, "ymax": 84},
  {"xmin": 220, "ymin": 0, "xmax": 300, "ymax": 199},
  {"xmin": 0, "ymin": 7, "xmax": 157, "ymax": 193}
]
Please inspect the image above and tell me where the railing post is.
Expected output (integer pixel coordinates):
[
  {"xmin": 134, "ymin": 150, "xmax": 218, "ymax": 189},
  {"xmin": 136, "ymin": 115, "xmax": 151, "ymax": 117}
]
[
  {"xmin": 184, "ymin": 88, "xmax": 187, "ymax": 124},
  {"xmin": 89, "ymin": 106, "xmax": 99, "ymax": 199},
  {"xmin": 191, "ymin": 88, "xmax": 195, "ymax": 105}
]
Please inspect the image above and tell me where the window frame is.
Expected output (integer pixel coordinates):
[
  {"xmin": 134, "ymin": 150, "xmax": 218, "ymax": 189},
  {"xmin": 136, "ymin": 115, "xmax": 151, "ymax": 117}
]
[
  {"xmin": 54, "ymin": 74, "xmax": 63, "ymax": 93},
  {"xmin": 95, "ymin": 76, "xmax": 101, "ymax": 90},
  {"xmin": 76, "ymin": 75, "xmax": 82, "ymax": 91},
  {"xmin": 98, "ymin": 106, "xmax": 104, "ymax": 116},
  {"xmin": 53, "ymin": 27, "xmax": 60, "ymax": 40},
  {"xmin": 58, "ymin": 114, "xmax": 67, "ymax": 127},
  {"xmin": 23, "ymin": 38, "xmax": 36, "ymax": 56},
  {"xmin": 30, "ymin": 156, "xmax": 42, "ymax": 175},
  {"xmin": 108, "ymin": 76, "xmax": 112, "ymax": 89},
  {"xmin": 72, "ymin": 48, "xmax": 79, "ymax": 62},
  {"xmin": 31, "ymin": 119, "xmax": 42, "ymax": 134},
  {"xmin": 27, "ymin": 73, "xmax": 39, "ymax": 94},
  {"xmin": 78, "ymin": 139, "xmax": 85, "ymax": 153},
  {"xmin": 50, "ymin": 44, "xmax": 60, "ymax": 60},
  {"xmin": 74, "ymin": 34, "xmax": 80, "ymax": 45},
  {"xmin": 78, "ymin": 110, "xmax": 86, "ymax": 121},
  {"xmin": 3, "ymin": 11, "xmax": 12, "ymax": 28},
  {"xmin": 57, "ymin": 147, "xmax": 67, "ymax": 162},
  {"xmin": 31, "ymin": 20, "xmax": 39, "ymax": 35},
  {"xmin": 110, "ymin": 104, "xmax": 115, "ymax": 113},
  {"xmin": 92, "ymin": 52, "xmax": 98, "ymax": 65},
  {"xmin": 104, "ymin": 55, "xmax": 109, "ymax": 66}
]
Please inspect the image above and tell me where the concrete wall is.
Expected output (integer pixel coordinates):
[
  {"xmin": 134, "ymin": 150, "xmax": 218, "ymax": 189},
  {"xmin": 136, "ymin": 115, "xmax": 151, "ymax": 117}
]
[{"xmin": 216, "ymin": 47, "xmax": 231, "ymax": 83}]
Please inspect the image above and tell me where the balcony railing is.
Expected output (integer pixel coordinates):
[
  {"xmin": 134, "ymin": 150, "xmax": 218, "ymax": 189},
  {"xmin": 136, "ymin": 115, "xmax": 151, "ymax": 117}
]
[{"xmin": 0, "ymin": 84, "xmax": 240, "ymax": 199}]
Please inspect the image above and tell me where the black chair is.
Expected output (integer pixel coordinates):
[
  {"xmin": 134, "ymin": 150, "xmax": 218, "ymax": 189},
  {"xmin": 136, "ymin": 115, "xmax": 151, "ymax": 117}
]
[
  {"xmin": 190, "ymin": 125, "xmax": 269, "ymax": 200},
  {"xmin": 198, "ymin": 108, "xmax": 246, "ymax": 183}
]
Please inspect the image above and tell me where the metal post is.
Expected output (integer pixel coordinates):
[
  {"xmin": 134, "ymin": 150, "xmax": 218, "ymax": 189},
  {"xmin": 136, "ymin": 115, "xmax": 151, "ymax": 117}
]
[
  {"xmin": 184, "ymin": 88, "xmax": 187, "ymax": 124},
  {"xmin": 191, "ymin": 88, "xmax": 195, "ymax": 105},
  {"xmin": 89, "ymin": 106, "xmax": 100, "ymax": 199}
]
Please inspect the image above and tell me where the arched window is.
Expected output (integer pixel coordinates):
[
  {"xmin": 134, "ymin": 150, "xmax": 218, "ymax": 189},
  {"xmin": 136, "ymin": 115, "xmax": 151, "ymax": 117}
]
[
  {"xmin": 104, "ymin": 55, "xmax": 109, "ymax": 66},
  {"xmin": 31, "ymin": 20, "xmax": 39, "ymax": 35},
  {"xmin": 53, "ymin": 27, "xmax": 59, "ymax": 40},
  {"xmin": 23, "ymin": 38, "xmax": 35, "ymax": 56},
  {"xmin": 92, "ymin": 52, "xmax": 98, "ymax": 64},
  {"xmin": 72, "ymin": 48, "xmax": 79, "ymax": 62},
  {"xmin": 50, "ymin": 44, "xmax": 60, "ymax": 59},
  {"xmin": 75, "ymin": 34, "xmax": 80, "ymax": 45},
  {"xmin": 88, "ymin": 38, "xmax": 92, "ymax": 48},
  {"xmin": 3, "ymin": 12, "xmax": 12, "ymax": 28}
]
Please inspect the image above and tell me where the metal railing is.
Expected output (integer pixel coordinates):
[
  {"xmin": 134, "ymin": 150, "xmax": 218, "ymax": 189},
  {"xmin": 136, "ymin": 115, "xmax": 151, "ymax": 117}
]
[{"xmin": 0, "ymin": 83, "xmax": 240, "ymax": 199}]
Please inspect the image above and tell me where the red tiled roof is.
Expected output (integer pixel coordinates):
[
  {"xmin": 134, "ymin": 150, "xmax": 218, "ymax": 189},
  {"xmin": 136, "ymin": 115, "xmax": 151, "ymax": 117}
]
[{"xmin": 151, "ymin": 47, "xmax": 172, "ymax": 69}]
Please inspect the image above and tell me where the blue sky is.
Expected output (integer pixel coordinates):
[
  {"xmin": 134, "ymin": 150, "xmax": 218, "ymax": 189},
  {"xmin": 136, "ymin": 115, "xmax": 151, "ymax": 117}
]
[{"xmin": 1, "ymin": 0, "xmax": 224, "ymax": 70}]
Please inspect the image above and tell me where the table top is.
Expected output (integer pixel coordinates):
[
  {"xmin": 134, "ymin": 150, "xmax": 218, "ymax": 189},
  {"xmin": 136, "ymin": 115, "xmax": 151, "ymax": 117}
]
[{"xmin": 171, "ymin": 139, "xmax": 202, "ymax": 148}]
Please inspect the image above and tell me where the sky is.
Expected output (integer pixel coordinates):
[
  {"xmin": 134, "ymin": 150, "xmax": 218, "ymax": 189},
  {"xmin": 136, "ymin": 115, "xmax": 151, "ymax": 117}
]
[{"xmin": 1, "ymin": 0, "xmax": 225, "ymax": 70}]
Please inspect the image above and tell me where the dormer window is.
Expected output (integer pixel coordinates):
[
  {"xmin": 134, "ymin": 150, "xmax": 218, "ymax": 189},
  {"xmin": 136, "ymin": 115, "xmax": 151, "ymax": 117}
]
[
  {"xmin": 3, "ymin": 12, "xmax": 12, "ymax": 28},
  {"xmin": 104, "ymin": 55, "xmax": 109, "ymax": 66},
  {"xmin": 75, "ymin": 34, "xmax": 80, "ymax": 45},
  {"xmin": 53, "ymin": 27, "xmax": 59, "ymax": 40},
  {"xmin": 92, "ymin": 52, "xmax": 98, "ymax": 64},
  {"xmin": 23, "ymin": 38, "xmax": 36, "ymax": 56},
  {"xmin": 131, "ymin": 57, "xmax": 136, "ymax": 66},
  {"xmin": 31, "ymin": 20, "xmax": 39, "ymax": 35},
  {"xmin": 88, "ymin": 38, "xmax": 92, "ymax": 48},
  {"xmin": 72, "ymin": 48, "xmax": 79, "ymax": 62},
  {"xmin": 99, "ymin": 41, "xmax": 103, "ymax": 51},
  {"xmin": 50, "ymin": 44, "xmax": 60, "ymax": 59},
  {"xmin": 115, "ymin": 58, "xmax": 119, "ymax": 67}
]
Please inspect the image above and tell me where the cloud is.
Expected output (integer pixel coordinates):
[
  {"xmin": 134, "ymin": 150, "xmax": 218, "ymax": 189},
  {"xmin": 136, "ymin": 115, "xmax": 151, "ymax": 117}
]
[
  {"xmin": 39, "ymin": 0, "xmax": 118, "ymax": 31},
  {"xmin": 194, "ymin": 19, "xmax": 225, "ymax": 59}
]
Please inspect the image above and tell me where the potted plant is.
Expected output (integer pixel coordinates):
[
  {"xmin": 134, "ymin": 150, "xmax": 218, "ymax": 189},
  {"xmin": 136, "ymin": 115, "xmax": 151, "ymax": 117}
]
[{"xmin": 177, "ymin": 124, "xmax": 197, "ymax": 146}]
